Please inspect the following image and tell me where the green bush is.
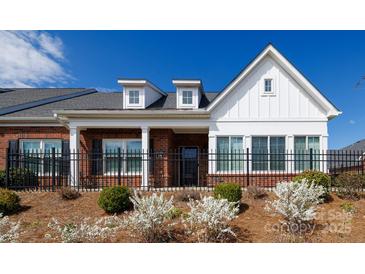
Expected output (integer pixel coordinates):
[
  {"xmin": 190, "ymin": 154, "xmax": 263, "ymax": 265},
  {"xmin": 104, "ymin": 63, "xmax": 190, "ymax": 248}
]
[
  {"xmin": 8, "ymin": 168, "xmax": 38, "ymax": 188},
  {"xmin": 213, "ymin": 183, "xmax": 242, "ymax": 203},
  {"xmin": 335, "ymin": 172, "xmax": 365, "ymax": 200},
  {"xmin": 293, "ymin": 170, "xmax": 331, "ymax": 200},
  {"xmin": 0, "ymin": 188, "xmax": 20, "ymax": 215},
  {"xmin": 167, "ymin": 207, "xmax": 183, "ymax": 219},
  {"xmin": 0, "ymin": 170, "xmax": 5, "ymax": 187},
  {"xmin": 98, "ymin": 186, "xmax": 132, "ymax": 213}
]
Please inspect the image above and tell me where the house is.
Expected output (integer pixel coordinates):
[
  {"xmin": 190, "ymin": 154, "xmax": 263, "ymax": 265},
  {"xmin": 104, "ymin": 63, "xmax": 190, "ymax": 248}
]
[
  {"xmin": 328, "ymin": 139, "xmax": 365, "ymax": 173},
  {"xmin": 0, "ymin": 44, "xmax": 342, "ymax": 189}
]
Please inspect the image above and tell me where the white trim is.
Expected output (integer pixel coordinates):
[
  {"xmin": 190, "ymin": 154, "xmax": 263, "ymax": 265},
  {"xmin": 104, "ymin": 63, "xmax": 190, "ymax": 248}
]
[
  {"xmin": 118, "ymin": 79, "xmax": 167, "ymax": 96},
  {"xmin": 206, "ymin": 44, "xmax": 341, "ymax": 119}
]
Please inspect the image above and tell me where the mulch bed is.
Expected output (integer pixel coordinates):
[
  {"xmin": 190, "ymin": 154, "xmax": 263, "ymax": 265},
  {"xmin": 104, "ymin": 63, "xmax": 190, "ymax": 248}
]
[{"xmin": 6, "ymin": 191, "xmax": 365, "ymax": 243}]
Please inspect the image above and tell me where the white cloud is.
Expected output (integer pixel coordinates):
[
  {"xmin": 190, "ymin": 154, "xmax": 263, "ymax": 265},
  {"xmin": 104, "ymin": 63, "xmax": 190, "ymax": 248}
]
[
  {"xmin": 349, "ymin": 119, "xmax": 356, "ymax": 125},
  {"xmin": 0, "ymin": 31, "xmax": 71, "ymax": 87}
]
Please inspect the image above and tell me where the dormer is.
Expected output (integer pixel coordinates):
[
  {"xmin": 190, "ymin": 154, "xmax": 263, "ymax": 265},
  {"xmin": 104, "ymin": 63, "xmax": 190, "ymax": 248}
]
[
  {"xmin": 118, "ymin": 79, "xmax": 166, "ymax": 109},
  {"xmin": 172, "ymin": 80, "xmax": 203, "ymax": 109}
]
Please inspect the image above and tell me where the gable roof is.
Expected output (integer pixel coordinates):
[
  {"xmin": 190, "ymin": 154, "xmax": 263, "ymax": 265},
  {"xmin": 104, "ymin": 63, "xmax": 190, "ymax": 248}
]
[{"xmin": 206, "ymin": 44, "xmax": 341, "ymax": 119}]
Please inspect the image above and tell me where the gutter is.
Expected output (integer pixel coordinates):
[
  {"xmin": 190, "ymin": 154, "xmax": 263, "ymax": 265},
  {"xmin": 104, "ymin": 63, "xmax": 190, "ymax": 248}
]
[{"xmin": 53, "ymin": 109, "xmax": 210, "ymax": 120}]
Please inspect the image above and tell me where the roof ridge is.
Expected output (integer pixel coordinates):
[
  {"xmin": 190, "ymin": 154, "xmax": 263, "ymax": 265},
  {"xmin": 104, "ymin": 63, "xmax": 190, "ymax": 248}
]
[{"xmin": 0, "ymin": 89, "xmax": 97, "ymax": 116}]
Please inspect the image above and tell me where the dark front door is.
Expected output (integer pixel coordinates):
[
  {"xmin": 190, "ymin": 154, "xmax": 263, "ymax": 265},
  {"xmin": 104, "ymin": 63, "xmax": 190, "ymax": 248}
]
[{"xmin": 180, "ymin": 147, "xmax": 199, "ymax": 186}]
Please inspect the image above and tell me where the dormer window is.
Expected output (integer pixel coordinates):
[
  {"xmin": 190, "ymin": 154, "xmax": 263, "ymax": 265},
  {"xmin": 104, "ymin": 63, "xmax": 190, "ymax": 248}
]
[
  {"xmin": 264, "ymin": 79, "xmax": 272, "ymax": 93},
  {"xmin": 129, "ymin": 90, "xmax": 140, "ymax": 105},
  {"xmin": 182, "ymin": 90, "xmax": 193, "ymax": 105}
]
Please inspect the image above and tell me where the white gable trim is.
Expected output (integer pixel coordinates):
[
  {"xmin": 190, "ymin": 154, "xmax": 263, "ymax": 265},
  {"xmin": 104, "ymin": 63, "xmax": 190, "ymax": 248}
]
[{"xmin": 206, "ymin": 44, "xmax": 342, "ymax": 119}]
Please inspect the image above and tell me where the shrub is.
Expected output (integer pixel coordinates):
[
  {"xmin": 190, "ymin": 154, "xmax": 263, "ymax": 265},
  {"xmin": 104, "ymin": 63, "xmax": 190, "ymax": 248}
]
[
  {"xmin": 0, "ymin": 189, "xmax": 20, "ymax": 215},
  {"xmin": 0, "ymin": 213, "xmax": 20, "ymax": 243},
  {"xmin": 59, "ymin": 187, "xmax": 80, "ymax": 200},
  {"xmin": 98, "ymin": 186, "xmax": 132, "ymax": 214},
  {"xmin": 335, "ymin": 172, "xmax": 364, "ymax": 200},
  {"xmin": 122, "ymin": 191, "xmax": 175, "ymax": 242},
  {"xmin": 340, "ymin": 202, "xmax": 356, "ymax": 214},
  {"xmin": 293, "ymin": 170, "xmax": 331, "ymax": 200},
  {"xmin": 0, "ymin": 170, "xmax": 5, "ymax": 187},
  {"xmin": 47, "ymin": 217, "xmax": 119, "ymax": 243},
  {"xmin": 167, "ymin": 207, "xmax": 183, "ymax": 219},
  {"xmin": 246, "ymin": 185, "xmax": 267, "ymax": 199},
  {"xmin": 184, "ymin": 196, "xmax": 239, "ymax": 242},
  {"xmin": 175, "ymin": 190, "xmax": 201, "ymax": 202},
  {"xmin": 7, "ymin": 168, "xmax": 37, "ymax": 188},
  {"xmin": 213, "ymin": 183, "xmax": 242, "ymax": 203},
  {"xmin": 266, "ymin": 180, "xmax": 324, "ymax": 233}
]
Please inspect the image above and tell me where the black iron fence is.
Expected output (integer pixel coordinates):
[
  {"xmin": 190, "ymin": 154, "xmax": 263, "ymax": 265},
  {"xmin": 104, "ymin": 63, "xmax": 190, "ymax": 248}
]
[{"xmin": 1, "ymin": 148, "xmax": 364, "ymax": 191}]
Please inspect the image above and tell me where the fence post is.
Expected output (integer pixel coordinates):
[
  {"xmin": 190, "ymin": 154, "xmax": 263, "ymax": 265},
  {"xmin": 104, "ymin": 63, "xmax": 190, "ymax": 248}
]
[
  {"xmin": 246, "ymin": 148, "xmax": 250, "ymax": 186},
  {"xmin": 117, "ymin": 148, "xmax": 121, "ymax": 186},
  {"xmin": 51, "ymin": 147, "xmax": 56, "ymax": 191},
  {"xmin": 309, "ymin": 148, "xmax": 313, "ymax": 170},
  {"xmin": 5, "ymin": 146, "xmax": 10, "ymax": 188}
]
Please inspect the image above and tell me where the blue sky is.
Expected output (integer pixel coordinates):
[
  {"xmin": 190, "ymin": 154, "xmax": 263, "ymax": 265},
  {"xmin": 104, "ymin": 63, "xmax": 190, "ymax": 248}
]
[{"xmin": 1, "ymin": 31, "xmax": 364, "ymax": 149}]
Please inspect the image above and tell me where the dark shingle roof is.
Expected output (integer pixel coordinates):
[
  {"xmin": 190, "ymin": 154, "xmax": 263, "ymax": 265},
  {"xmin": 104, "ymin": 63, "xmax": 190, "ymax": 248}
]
[
  {"xmin": 339, "ymin": 139, "xmax": 365, "ymax": 152},
  {"xmin": 0, "ymin": 89, "xmax": 220, "ymax": 117},
  {"xmin": 0, "ymin": 88, "xmax": 90, "ymax": 109}
]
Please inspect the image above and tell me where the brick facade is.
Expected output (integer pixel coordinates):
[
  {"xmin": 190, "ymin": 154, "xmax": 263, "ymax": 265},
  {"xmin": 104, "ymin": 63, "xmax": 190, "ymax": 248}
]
[{"xmin": 2, "ymin": 126, "xmax": 292, "ymax": 188}]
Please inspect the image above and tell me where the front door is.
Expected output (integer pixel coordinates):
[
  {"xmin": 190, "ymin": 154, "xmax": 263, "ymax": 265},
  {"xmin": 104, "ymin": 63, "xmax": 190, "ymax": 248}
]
[{"xmin": 180, "ymin": 147, "xmax": 199, "ymax": 186}]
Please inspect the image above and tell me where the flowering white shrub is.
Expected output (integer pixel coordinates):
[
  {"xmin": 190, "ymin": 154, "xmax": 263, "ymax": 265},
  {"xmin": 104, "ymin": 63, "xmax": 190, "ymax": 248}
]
[
  {"xmin": 47, "ymin": 216, "xmax": 119, "ymax": 243},
  {"xmin": 0, "ymin": 213, "xmax": 20, "ymax": 243},
  {"xmin": 122, "ymin": 191, "xmax": 175, "ymax": 242},
  {"xmin": 266, "ymin": 180, "xmax": 325, "ymax": 231},
  {"xmin": 184, "ymin": 196, "xmax": 239, "ymax": 242}
]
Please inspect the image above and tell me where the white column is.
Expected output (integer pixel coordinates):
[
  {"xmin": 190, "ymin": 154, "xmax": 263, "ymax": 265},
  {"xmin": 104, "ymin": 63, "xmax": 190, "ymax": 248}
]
[
  {"xmin": 69, "ymin": 126, "xmax": 80, "ymax": 187},
  {"xmin": 287, "ymin": 135, "xmax": 294, "ymax": 173},
  {"xmin": 208, "ymin": 134, "xmax": 216, "ymax": 174},
  {"xmin": 141, "ymin": 126, "xmax": 150, "ymax": 188},
  {"xmin": 322, "ymin": 135, "xmax": 328, "ymax": 173}
]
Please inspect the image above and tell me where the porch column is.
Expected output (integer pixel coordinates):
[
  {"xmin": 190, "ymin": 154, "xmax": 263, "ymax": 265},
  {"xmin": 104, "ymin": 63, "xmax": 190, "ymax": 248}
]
[
  {"xmin": 141, "ymin": 126, "xmax": 150, "ymax": 188},
  {"xmin": 69, "ymin": 126, "xmax": 80, "ymax": 187},
  {"xmin": 287, "ymin": 135, "xmax": 294, "ymax": 174},
  {"xmin": 208, "ymin": 134, "xmax": 216, "ymax": 174}
]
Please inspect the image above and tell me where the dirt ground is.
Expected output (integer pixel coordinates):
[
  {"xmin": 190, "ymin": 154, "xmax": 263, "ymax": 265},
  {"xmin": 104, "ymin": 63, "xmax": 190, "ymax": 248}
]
[{"xmin": 6, "ymin": 191, "xmax": 365, "ymax": 243}]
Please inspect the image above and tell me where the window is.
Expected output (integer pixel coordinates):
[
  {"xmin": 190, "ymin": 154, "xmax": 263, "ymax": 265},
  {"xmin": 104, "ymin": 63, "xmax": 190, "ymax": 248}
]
[
  {"xmin": 103, "ymin": 139, "xmax": 142, "ymax": 175},
  {"xmin": 264, "ymin": 79, "xmax": 273, "ymax": 93},
  {"xmin": 217, "ymin": 136, "xmax": 243, "ymax": 172},
  {"xmin": 294, "ymin": 136, "xmax": 320, "ymax": 171},
  {"xmin": 20, "ymin": 139, "xmax": 62, "ymax": 175},
  {"xmin": 252, "ymin": 136, "xmax": 285, "ymax": 171},
  {"xmin": 182, "ymin": 90, "xmax": 193, "ymax": 105},
  {"xmin": 129, "ymin": 90, "xmax": 140, "ymax": 105}
]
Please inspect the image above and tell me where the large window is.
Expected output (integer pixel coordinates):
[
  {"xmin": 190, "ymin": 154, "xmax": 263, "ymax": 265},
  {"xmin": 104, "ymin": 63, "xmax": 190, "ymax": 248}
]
[
  {"xmin": 128, "ymin": 90, "xmax": 140, "ymax": 105},
  {"xmin": 294, "ymin": 136, "xmax": 320, "ymax": 171},
  {"xmin": 252, "ymin": 136, "xmax": 285, "ymax": 171},
  {"xmin": 103, "ymin": 139, "xmax": 142, "ymax": 175},
  {"xmin": 216, "ymin": 136, "xmax": 243, "ymax": 172},
  {"xmin": 20, "ymin": 139, "xmax": 62, "ymax": 174},
  {"xmin": 182, "ymin": 90, "xmax": 193, "ymax": 105}
]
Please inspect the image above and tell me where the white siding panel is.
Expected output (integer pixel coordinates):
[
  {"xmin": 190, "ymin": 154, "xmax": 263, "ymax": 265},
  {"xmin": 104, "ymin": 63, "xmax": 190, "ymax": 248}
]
[{"xmin": 211, "ymin": 56, "xmax": 327, "ymax": 121}]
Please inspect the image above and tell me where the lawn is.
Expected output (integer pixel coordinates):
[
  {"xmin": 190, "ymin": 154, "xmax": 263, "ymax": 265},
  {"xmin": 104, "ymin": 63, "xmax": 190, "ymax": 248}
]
[{"xmin": 5, "ymin": 190, "xmax": 365, "ymax": 243}]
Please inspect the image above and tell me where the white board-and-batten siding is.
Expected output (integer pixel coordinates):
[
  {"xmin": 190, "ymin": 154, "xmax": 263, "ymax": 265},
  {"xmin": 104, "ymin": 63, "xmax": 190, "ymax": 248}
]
[{"xmin": 208, "ymin": 56, "xmax": 328, "ymax": 152}]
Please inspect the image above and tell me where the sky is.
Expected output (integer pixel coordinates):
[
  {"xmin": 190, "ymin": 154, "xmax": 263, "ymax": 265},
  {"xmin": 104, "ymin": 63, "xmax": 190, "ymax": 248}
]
[{"xmin": 0, "ymin": 30, "xmax": 364, "ymax": 149}]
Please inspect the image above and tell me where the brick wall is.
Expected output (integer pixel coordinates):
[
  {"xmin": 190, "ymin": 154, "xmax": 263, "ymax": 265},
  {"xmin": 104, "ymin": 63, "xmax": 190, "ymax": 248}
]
[{"xmin": 0, "ymin": 127, "xmax": 69, "ymax": 170}]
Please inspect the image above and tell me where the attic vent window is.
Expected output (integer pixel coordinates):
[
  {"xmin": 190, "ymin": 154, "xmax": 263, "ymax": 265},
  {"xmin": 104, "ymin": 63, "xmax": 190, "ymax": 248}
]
[
  {"xmin": 129, "ymin": 90, "xmax": 140, "ymax": 104},
  {"xmin": 264, "ymin": 79, "xmax": 273, "ymax": 93},
  {"xmin": 182, "ymin": 90, "xmax": 193, "ymax": 105}
]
